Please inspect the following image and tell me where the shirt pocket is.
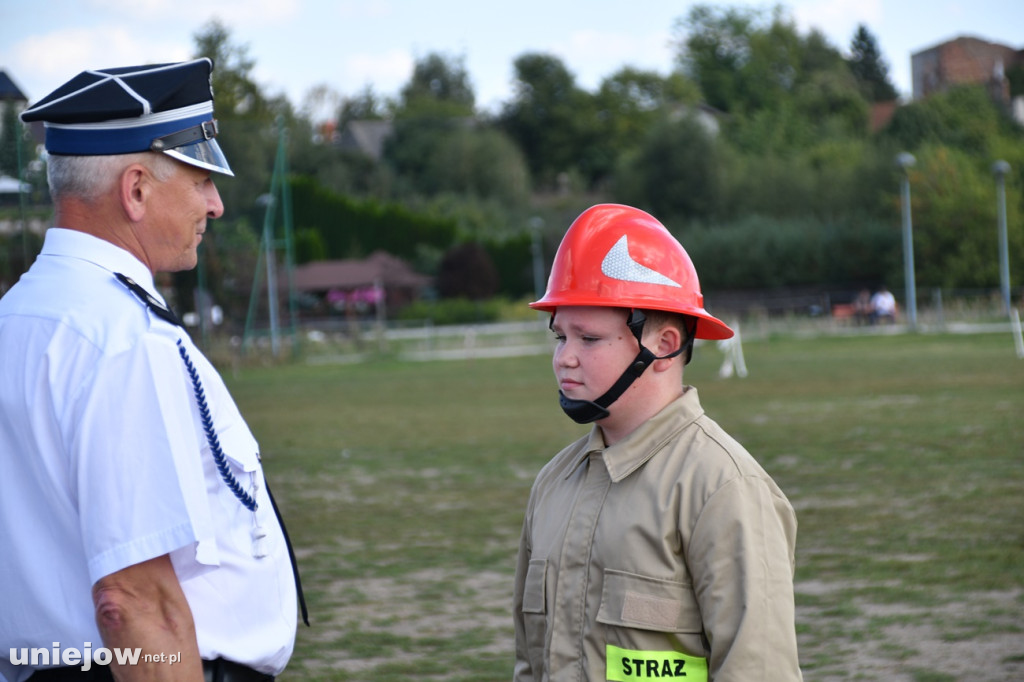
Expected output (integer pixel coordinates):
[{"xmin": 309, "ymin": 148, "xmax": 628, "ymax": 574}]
[
  {"xmin": 597, "ymin": 568, "xmax": 704, "ymax": 634},
  {"xmin": 205, "ymin": 422, "xmax": 262, "ymax": 524},
  {"xmin": 522, "ymin": 558, "xmax": 547, "ymax": 614},
  {"xmin": 214, "ymin": 423, "xmax": 261, "ymax": 473}
]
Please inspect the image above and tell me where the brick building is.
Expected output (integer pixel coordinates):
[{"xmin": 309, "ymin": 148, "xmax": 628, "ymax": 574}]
[{"xmin": 911, "ymin": 35, "xmax": 1023, "ymax": 121}]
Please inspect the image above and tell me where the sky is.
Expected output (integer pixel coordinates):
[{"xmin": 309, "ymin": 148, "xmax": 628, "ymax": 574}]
[{"xmin": 2, "ymin": 0, "xmax": 1022, "ymax": 121}]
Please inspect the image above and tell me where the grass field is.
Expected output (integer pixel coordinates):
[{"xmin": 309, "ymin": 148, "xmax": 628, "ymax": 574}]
[{"xmin": 225, "ymin": 330, "xmax": 1024, "ymax": 681}]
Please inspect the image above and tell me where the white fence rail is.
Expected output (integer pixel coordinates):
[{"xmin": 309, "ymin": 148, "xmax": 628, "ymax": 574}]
[{"xmin": 233, "ymin": 300, "xmax": 1024, "ymax": 367}]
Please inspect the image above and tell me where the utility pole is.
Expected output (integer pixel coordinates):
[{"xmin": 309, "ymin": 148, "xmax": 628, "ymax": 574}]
[
  {"xmin": 993, "ymin": 160, "xmax": 1012, "ymax": 315},
  {"xmin": 897, "ymin": 152, "xmax": 918, "ymax": 330}
]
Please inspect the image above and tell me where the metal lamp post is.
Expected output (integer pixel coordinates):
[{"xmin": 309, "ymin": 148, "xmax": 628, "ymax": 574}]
[
  {"xmin": 529, "ymin": 216, "xmax": 545, "ymax": 301},
  {"xmin": 992, "ymin": 160, "xmax": 1012, "ymax": 315},
  {"xmin": 897, "ymin": 152, "xmax": 918, "ymax": 330}
]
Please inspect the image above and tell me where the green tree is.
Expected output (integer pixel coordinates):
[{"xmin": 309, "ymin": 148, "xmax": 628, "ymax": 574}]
[
  {"xmin": 385, "ymin": 52, "xmax": 481, "ymax": 196},
  {"xmin": 399, "ymin": 52, "xmax": 474, "ymax": 116},
  {"xmin": 191, "ymin": 18, "xmax": 286, "ymax": 219},
  {"xmin": 883, "ymin": 84, "xmax": 1010, "ymax": 156},
  {"xmin": 675, "ymin": 4, "xmax": 760, "ymax": 113},
  {"xmin": 498, "ymin": 53, "xmax": 601, "ymax": 188},
  {"xmin": 288, "ymin": 113, "xmax": 395, "ymax": 201},
  {"xmin": 741, "ymin": 9, "xmax": 807, "ymax": 112},
  {"xmin": 293, "ymin": 87, "xmax": 396, "ymax": 201},
  {"xmin": 184, "ymin": 20, "xmax": 292, "ymax": 325},
  {"xmin": 193, "ymin": 19, "xmax": 276, "ymax": 119},
  {"xmin": 675, "ymin": 2, "xmax": 870, "ymax": 159},
  {"xmin": 800, "ymin": 28, "xmax": 848, "ymax": 75},
  {"xmin": 0, "ymin": 103, "xmax": 30, "ymax": 177},
  {"xmin": 613, "ymin": 113, "xmax": 722, "ymax": 221},
  {"xmin": 197, "ymin": 220, "xmax": 260, "ymax": 332},
  {"xmin": 792, "ymin": 68, "xmax": 870, "ymax": 139},
  {"xmin": 676, "ymin": 4, "xmax": 858, "ymax": 125},
  {"xmin": 297, "ymin": 83, "xmax": 341, "ymax": 128},
  {"xmin": 1007, "ymin": 63, "xmax": 1024, "ymax": 98},
  {"xmin": 903, "ymin": 145, "xmax": 1023, "ymax": 290},
  {"xmin": 718, "ymin": 137, "xmax": 892, "ymax": 222},
  {"xmin": 591, "ymin": 68, "xmax": 702, "ymax": 186},
  {"xmin": 726, "ymin": 67, "xmax": 868, "ymax": 156},
  {"xmin": 423, "ymin": 127, "xmax": 530, "ymax": 206},
  {"xmin": 338, "ymin": 85, "xmax": 391, "ymax": 128},
  {"xmin": 847, "ymin": 24, "xmax": 899, "ymax": 102}
]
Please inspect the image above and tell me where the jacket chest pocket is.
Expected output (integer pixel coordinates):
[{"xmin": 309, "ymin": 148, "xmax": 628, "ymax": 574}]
[
  {"xmin": 597, "ymin": 569, "xmax": 704, "ymax": 634},
  {"xmin": 522, "ymin": 558, "xmax": 547, "ymax": 614},
  {"xmin": 519, "ymin": 558, "xmax": 549, "ymax": 676}
]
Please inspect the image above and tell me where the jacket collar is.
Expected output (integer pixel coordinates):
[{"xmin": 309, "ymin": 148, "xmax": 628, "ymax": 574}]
[{"xmin": 566, "ymin": 386, "xmax": 705, "ymax": 482}]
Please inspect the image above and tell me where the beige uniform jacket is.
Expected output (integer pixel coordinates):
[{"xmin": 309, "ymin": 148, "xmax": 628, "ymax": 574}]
[{"xmin": 513, "ymin": 387, "xmax": 802, "ymax": 682}]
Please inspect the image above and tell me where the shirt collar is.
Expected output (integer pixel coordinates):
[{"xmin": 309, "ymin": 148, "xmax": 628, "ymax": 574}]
[
  {"xmin": 566, "ymin": 387, "xmax": 705, "ymax": 483},
  {"xmin": 41, "ymin": 227, "xmax": 161, "ymax": 301}
]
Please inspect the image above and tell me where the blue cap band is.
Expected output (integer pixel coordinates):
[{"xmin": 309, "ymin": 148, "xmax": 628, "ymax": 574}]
[{"xmin": 44, "ymin": 110, "xmax": 210, "ymax": 156}]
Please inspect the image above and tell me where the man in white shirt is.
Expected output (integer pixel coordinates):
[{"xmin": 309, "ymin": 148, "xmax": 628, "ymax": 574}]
[
  {"xmin": 870, "ymin": 285, "xmax": 897, "ymax": 324},
  {"xmin": 0, "ymin": 59, "xmax": 303, "ymax": 682}
]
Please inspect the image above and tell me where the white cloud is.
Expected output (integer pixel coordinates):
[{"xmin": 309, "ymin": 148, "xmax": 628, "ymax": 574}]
[
  {"xmin": 210, "ymin": 0, "xmax": 302, "ymax": 25},
  {"xmin": 12, "ymin": 26, "xmax": 191, "ymax": 98},
  {"xmin": 790, "ymin": 0, "xmax": 884, "ymax": 52},
  {"xmin": 89, "ymin": 0, "xmax": 178, "ymax": 20},
  {"xmin": 89, "ymin": 0, "xmax": 301, "ymax": 26},
  {"xmin": 334, "ymin": 0, "xmax": 394, "ymax": 19},
  {"xmin": 342, "ymin": 49, "xmax": 414, "ymax": 93},
  {"xmin": 554, "ymin": 28, "xmax": 675, "ymax": 88}
]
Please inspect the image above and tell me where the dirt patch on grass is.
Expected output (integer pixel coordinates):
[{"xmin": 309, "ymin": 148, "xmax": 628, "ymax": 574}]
[
  {"xmin": 290, "ymin": 567, "xmax": 514, "ymax": 677},
  {"xmin": 288, "ymin": 568, "xmax": 1024, "ymax": 680},
  {"xmin": 796, "ymin": 582, "xmax": 1024, "ymax": 681}
]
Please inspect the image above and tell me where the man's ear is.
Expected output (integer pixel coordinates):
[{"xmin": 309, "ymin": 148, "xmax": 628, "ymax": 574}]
[{"xmin": 119, "ymin": 164, "xmax": 150, "ymax": 222}]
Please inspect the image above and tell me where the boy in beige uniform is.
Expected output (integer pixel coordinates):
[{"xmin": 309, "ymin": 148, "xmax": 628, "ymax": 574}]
[{"xmin": 513, "ymin": 204, "xmax": 802, "ymax": 682}]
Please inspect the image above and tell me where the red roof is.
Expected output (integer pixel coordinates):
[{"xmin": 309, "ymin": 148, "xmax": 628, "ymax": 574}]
[{"xmin": 290, "ymin": 251, "xmax": 431, "ymax": 292}]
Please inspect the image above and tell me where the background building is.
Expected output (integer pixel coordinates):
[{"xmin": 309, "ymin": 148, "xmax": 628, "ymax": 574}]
[{"xmin": 912, "ymin": 35, "xmax": 1024, "ymax": 122}]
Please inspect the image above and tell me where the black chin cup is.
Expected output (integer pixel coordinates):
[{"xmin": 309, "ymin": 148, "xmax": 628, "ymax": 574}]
[{"xmin": 558, "ymin": 392, "xmax": 610, "ymax": 424}]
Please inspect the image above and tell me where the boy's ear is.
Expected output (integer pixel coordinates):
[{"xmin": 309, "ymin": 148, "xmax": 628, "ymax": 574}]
[{"xmin": 647, "ymin": 322, "xmax": 683, "ymax": 360}]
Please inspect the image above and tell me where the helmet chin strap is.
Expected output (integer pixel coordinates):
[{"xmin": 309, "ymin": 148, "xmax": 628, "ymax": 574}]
[{"xmin": 557, "ymin": 310, "xmax": 694, "ymax": 424}]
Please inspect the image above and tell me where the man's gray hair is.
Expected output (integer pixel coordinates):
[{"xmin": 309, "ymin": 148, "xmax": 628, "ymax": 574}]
[{"xmin": 47, "ymin": 152, "xmax": 178, "ymax": 203}]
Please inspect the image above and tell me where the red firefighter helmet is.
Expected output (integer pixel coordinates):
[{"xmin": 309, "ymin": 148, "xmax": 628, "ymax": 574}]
[{"xmin": 530, "ymin": 204, "xmax": 733, "ymax": 340}]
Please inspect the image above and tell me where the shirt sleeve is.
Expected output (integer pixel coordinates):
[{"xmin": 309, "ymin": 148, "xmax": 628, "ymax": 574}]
[
  {"xmin": 687, "ymin": 475, "xmax": 802, "ymax": 681},
  {"xmin": 71, "ymin": 333, "xmax": 218, "ymax": 584},
  {"xmin": 512, "ymin": 508, "xmax": 536, "ymax": 682}
]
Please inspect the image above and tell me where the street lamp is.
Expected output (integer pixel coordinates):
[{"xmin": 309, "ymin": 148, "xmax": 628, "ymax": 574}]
[
  {"xmin": 529, "ymin": 216, "xmax": 545, "ymax": 302},
  {"xmin": 992, "ymin": 160, "xmax": 1012, "ymax": 315},
  {"xmin": 896, "ymin": 152, "xmax": 918, "ymax": 330}
]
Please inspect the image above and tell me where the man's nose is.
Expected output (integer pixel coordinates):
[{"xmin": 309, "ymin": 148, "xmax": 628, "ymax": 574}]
[{"xmin": 206, "ymin": 182, "xmax": 224, "ymax": 219}]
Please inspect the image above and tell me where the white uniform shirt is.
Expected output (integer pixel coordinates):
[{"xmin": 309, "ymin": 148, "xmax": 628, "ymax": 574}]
[
  {"xmin": 0, "ymin": 229, "xmax": 296, "ymax": 682},
  {"xmin": 871, "ymin": 290, "xmax": 896, "ymax": 316}
]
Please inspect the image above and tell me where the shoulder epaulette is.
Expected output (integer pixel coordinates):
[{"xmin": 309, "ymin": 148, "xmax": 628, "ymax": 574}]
[{"xmin": 114, "ymin": 272, "xmax": 185, "ymax": 329}]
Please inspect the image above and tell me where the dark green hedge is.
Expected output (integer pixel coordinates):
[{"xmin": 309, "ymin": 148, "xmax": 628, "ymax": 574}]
[
  {"xmin": 678, "ymin": 214, "xmax": 901, "ymax": 290},
  {"xmin": 290, "ymin": 176, "xmax": 457, "ymax": 262}
]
